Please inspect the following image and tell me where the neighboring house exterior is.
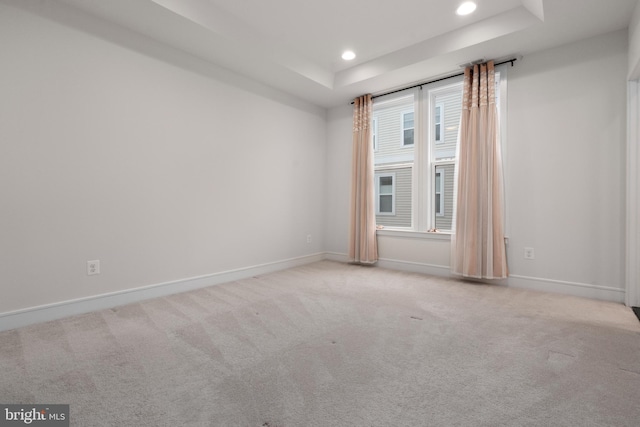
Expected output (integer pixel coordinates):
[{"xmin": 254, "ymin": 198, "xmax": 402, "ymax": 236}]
[
  {"xmin": 373, "ymin": 88, "xmax": 462, "ymax": 230},
  {"xmin": 373, "ymin": 96, "xmax": 414, "ymax": 228}
]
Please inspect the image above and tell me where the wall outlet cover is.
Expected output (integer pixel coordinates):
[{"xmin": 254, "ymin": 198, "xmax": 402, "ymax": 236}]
[{"xmin": 87, "ymin": 260, "xmax": 100, "ymax": 275}]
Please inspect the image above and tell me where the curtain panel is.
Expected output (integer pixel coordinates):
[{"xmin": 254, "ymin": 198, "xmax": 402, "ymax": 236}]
[
  {"xmin": 451, "ymin": 62, "xmax": 508, "ymax": 279},
  {"xmin": 349, "ymin": 94, "xmax": 378, "ymax": 264}
]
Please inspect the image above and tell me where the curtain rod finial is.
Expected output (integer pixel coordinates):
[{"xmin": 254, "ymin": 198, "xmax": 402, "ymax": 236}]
[{"xmin": 510, "ymin": 55, "xmax": 523, "ymax": 66}]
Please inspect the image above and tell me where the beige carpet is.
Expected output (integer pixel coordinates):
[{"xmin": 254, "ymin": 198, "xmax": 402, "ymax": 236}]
[{"xmin": 1, "ymin": 261, "xmax": 639, "ymax": 426}]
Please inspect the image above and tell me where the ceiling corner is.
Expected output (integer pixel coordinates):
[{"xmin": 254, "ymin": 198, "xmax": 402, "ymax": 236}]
[{"xmin": 521, "ymin": 0, "xmax": 545, "ymax": 22}]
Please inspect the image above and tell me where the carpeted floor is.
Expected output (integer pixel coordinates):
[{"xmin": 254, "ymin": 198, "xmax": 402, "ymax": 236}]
[{"xmin": 1, "ymin": 261, "xmax": 639, "ymax": 426}]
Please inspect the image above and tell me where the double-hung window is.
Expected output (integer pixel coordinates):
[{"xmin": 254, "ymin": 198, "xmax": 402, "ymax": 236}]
[
  {"xmin": 402, "ymin": 111, "xmax": 414, "ymax": 146},
  {"xmin": 372, "ymin": 68, "xmax": 506, "ymax": 233},
  {"xmin": 375, "ymin": 173, "xmax": 395, "ymax": 215},
  {"xmin": 434, "ymin": 103, "xmax": 444, "ymax": 144}
]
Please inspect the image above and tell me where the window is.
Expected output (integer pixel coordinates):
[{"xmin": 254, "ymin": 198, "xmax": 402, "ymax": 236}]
[
  {"xmin": 375, "ymin": 173, "xmax": 395, "ymax": 215},
  {"xmin": 373, "ymin": 94, "xmax": 414, "ymax": 228},
  {"xmin": 372, "ymin": 117, "xmax": 378, "ymax": 151},
  {"xmin": 434, "ymin": 103, "xmax": 444, "ymax": 144},
  {"xmin": 433, "ymin": 163, "xmax": 454, "ymax": 230},
  {"xmin": 402, "ymin": 111, "xmax": 414, "ymax": 146},
  {"xmin": 435, "ymin": 169, "xmax": 444, "ymax": 216},
  {"xmin": 372, "ymin": 68, "xmax": 505, "ymax": 234}
]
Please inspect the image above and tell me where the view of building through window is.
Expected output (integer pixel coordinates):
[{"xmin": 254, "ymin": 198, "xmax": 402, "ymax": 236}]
[
  {"xmin": 372, "ymin": 74, "xmax": 501, "ymax": 232},
  {"xmin": 373, "ymin": 94, "xmax": 415, "ymax": 228}
]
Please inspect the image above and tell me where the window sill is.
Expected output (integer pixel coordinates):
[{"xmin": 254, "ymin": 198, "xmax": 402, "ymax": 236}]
[{"xmin": 376, "ymin": 228, "xmax": 452, "ymax": 241}]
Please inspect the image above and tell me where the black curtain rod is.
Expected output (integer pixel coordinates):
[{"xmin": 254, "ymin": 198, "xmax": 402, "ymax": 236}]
[{"xmin": 351, "ymin": 58, "xmax": 518, "ymax": 104}]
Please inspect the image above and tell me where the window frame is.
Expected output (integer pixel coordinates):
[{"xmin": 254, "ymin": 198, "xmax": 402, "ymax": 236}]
[{"xmin": 372, "ymin": 64, "xmax": 508, "ymax": 238}]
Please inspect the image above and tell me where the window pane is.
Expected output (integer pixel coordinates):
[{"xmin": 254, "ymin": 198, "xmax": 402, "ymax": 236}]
[
  {"xmin": 403, "ymin": 112, "xmax": 414, "ymax": 145},
  {"xmin": 435, "ymin": 105, "xmax": 441, "ymax": 142},
  {"xmin": 435, "ymin": 169, "xmax": 442, "ymax": 216},
  {"xmin": 433, "ymin": 90, "xmax": 462, "ymax": 161},
  {"xmin": 434, "ymin": 164, "xmax": 453, "ymax": 230},
  {"xmin": 404, "ymin": 128, "xmax": 414, "ymax": 145},
  {"xmin": 372, "ymin": 118, "xmax": 377, "ymax": 150},
  {"xmin": 380, "ymin": 176, "xmax": 393, "ymax": 194},
  {"xmin": 404, "ymin": 112, "xmax": 414, "ymax": 127},
  {"xmin": 379, "ymin": 195, "xmax": 392, "ymax": 213}
]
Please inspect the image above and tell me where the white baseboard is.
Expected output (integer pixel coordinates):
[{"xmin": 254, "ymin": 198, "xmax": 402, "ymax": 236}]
[
  {"xmin": 1, "ymin": 252, "xmax": 626, "ymax": 332},
  {"xmin": 508, "ymin": 274, "xmax": 625, "ymax": 304},
  {"xmin": 324, "ymin": 253, "xmax": 452, "ymax": 280},
  {"xmin": 376, "ymin": 257, "xmax": 451, "ymax": 278},
  {"xmin": 323, "ymin": 252, "xmax": 350, "ymax": 263},
  {"xmin": 351, "ymin": 255, "xmax": 626, "ymax": 304},
  {"xmin": 0, "ymin": 253, "xmax": 325, "ymax": 332}
]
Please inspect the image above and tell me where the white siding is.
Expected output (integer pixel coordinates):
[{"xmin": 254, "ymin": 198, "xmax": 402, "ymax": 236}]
[
  {"xmin": 373, "ymin": 97, "xmax": 415, "ymax": 165},
  {"xmin": 433, "ymin": 89, "xmax": 462, "ymax": 160}
]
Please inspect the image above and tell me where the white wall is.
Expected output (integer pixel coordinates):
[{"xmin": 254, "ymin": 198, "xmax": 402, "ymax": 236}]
[
  {"xmin": 326, "ymin": 30, "xmax": 628, "ymax": 302},
  {"xmin": 325, "ymin": 105, "xmax": 354, "ymax": 258},
  {"xmin": 506, "ymin": 30, "xmax": 627, "ymax": 300},
  {"xmin": 629, "ymin": 0, "xmax": 640, "ymax": 79},
  {"xmin": 0, "ymin": 2, "xmax": 326, "ymax": 317}
]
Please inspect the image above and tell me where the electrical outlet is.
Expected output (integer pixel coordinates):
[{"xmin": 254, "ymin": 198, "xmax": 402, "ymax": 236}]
[
  {"xmin": 306, "ymin": 234, "xmax": 312, "ymax": 243},
  {"xmin": 524, "ymin": 247, "xmax": 535, "ymax": 260},
  {"xmin": 87, "ymin": 260, "xmax": 100, "ymax": 276}
]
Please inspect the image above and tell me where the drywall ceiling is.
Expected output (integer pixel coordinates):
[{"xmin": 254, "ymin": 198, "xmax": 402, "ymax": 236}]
[{"xmin": 8, "ymin": 0, "xmax": 638, "ymax": 107}]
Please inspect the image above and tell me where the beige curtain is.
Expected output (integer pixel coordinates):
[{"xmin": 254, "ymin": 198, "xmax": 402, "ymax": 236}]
[
  {"xmin": 349, "ymin": 94, "xmax": 378, "ymax": 264},
  {"xmin": 451, "ymin": 61, "xmax": 508, "ymax": 279}
]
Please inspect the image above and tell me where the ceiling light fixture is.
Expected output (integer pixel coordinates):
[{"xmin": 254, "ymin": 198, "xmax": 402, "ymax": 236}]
[
  {"xmin": 456, "ymin": 2, "xmax": 477, "ymax": 16},
  {"xmin": 342, "ymin": 50, "xmax": 356, "ymax": 61}
]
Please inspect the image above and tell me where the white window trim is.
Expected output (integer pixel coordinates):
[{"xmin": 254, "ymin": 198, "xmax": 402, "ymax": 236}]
[
  {"xmin": 400, "ymin": 110, "xmax": 414, "ymax": 147},
  {"xmin": 375, "ymin": 172, "xmax": 396, "ymax": 216},
  {"xmin": 376, "ymin": 228, "xmax": 451, "ymax": 240}
]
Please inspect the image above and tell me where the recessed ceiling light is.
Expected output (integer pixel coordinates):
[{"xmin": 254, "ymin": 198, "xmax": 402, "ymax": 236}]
[
  {"xmin": 456, "ymin": 2, "xmax": 477, "ymax": 16},
  {"xmin": 342, "ymin": 50, "xmax": 356, "ymax": 61}
]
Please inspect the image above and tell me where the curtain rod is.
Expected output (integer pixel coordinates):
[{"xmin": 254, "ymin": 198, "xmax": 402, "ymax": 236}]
[{"xmin": 351, "ymin": 57, "xmax": 518, "ymax": 104}]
